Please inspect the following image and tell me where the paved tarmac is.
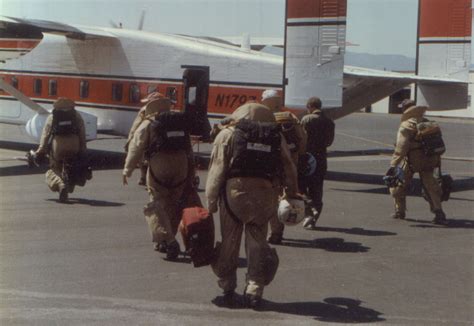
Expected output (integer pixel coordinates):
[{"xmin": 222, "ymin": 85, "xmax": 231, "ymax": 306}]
[{"xmin": 0, "ymin": 113, "xmax": 473, "ymax": 325}]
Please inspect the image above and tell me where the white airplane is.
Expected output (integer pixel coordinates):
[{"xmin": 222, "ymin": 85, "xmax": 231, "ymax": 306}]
[{"xmin": 0, "ymin": 0, "xmax": 471, "ymax": 143}]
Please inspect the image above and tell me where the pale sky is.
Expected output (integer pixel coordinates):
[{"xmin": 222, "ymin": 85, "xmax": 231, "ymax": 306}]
[{"xmin": 0, "ymin": 0, "xmax": 469, "ymax": 58}]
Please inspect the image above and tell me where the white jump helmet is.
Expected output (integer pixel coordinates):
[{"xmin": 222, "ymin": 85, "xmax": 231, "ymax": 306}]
[{"xmin": 278, "ymin": 197, "xmax": 305, "ymax": 226}]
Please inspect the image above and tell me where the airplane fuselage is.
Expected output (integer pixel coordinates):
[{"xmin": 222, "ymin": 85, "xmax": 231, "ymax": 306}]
[{"xmin": 0, "ymin": 28, "xmax": 284, "ymax": 136}]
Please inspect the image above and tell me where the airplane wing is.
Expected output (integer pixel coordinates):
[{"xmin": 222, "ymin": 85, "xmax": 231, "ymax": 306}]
[
  {"xmin": 219, "ymin": 36, "xmax": 284, "ymax": 50},
  {"xmin": 1, "ymin": 16, "xmax": 114, "ymax": 40},
  {"xmin": 0, "ymin": 16, "xmax": 106, "ymax": 141},
  {"xmin": 0, "ymin": 16, "xmax": 114, "ymax": 62},
  {"xmin": 344, "ymin": 66, "xmax": 467, "ymax": 85},
  {"xmin": 327, "ymin": 66, "xmax": 470, "ymax": 119}
]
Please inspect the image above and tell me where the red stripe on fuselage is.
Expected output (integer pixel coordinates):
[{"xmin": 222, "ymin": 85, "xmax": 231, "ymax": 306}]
[
  {"xmin": 419, "ymin": 0, "xmax": 471, "ymax": 38},
  {"xmin": 0, "ymin": 73, "xmax": 281, "ymax": 116},
  {"xmin": 287, "ymin": 0, "xmax": 346, "ymax": 19},
  {"xmin": 0, "ymin": 40, "xmax": 41, "ymax": 50}
]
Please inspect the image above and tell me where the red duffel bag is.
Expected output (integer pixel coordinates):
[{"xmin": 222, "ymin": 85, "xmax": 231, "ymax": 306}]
[{"xmin": 179, "ymin": 207, "xmax": 215, "ymax": 267}]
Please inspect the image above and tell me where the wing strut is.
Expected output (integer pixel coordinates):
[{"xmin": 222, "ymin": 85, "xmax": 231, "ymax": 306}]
[{"xmin": 0, "ymin": 77, "xmax": 49, "ymax": 114}]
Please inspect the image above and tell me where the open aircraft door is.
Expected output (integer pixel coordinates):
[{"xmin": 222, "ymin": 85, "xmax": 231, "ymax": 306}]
[{"xmin": 182, "ymin": 65, "xmax": 211, "ymax": 141}]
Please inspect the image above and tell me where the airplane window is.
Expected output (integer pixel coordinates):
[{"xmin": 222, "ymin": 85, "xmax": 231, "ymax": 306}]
[
  {"xmin": 33, "ymin": 79, "xmax": 42, "ymax": 95},
  {"xmin": 49, "ymin": 80, "xmax": 57, "ymax": 96},
  {"xmin": 112, "ymin": 83, "xmax": 123, "ymax": 101},
  {"xmin": 147, "ymin": 85, "xmax": 157, "ymax": 94},
  {"xmin": 166, "ymin": 87, "xmax": 177, "ymax": 102},
  {"xmin": 130, "ymin": 84, "xmax": 140, "ymax": 103},
  {"xmin": 80, "ymin": 80, "xmax": 89, "ymax": 98},
  {"xmin": 11, "ymin": 76, "xmax": 18, "ymax": 89}
]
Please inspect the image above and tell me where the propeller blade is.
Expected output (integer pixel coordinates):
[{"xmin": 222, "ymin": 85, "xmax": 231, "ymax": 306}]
[
  {"xmin": 109, "ymin": 20, "xmax": 119, "ymax": 28},
  {"xmin": 138, "ymin": 10, "xmax": 145, "ymax": 30}
]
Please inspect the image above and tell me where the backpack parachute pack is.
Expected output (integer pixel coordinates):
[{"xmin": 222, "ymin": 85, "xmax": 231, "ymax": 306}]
[
  {"xmin": 274, "ymin": 111, "xmax": 300, "ymax": 153},
  {"xmin": 50, "ymin": 109, "xmax": 81, "ymax": 161},
  {"xmin": 51, "ymin": 109, "xmax": 79, "ymax": 136},
  {"xmin": 416, "ymin": 121, "xmax": 446, "ymax": 156},
  {"xmin": 228, "ymin": 119, "xmax": 281, "ymax": 180},
  {"xmin": 149, "ymin": 111, "xmax": 191, "ymax": 155}
]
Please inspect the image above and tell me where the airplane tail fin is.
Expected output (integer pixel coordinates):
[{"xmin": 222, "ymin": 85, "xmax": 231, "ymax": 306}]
[
  {"xmin": 283, "ymin": 0, "xmax": 347, "ymax": 112},
  {"xmin": 416, "ymin": 0, "xmax": 472, "ymax": 110}
]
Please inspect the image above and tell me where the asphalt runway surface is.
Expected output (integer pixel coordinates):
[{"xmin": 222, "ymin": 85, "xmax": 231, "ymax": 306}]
[{"xmin": 0, "ymin": 113, "xmax": 473, "ymax": 325}]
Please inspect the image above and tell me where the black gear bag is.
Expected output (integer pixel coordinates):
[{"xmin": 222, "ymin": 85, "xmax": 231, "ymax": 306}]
[
  {"xmin": 228, "ymin": 119, "xmax": 281, "ymax": 180},
  {"xmin": 148, "ymin": 111, "xmax": 191, "ymax": 156},
  {"xmin": 51, "ymin": 109, "xmax": 79, "ymax": 136}
]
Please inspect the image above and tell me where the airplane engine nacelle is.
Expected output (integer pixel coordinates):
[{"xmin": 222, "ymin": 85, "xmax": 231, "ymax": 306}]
[
  {"xmin": 25, "ymin": 111, "xmax": 98, "ymax": 143},
  {"xmin": 25, "ymin": 113, "xmax": 49, "ymax": 142}
]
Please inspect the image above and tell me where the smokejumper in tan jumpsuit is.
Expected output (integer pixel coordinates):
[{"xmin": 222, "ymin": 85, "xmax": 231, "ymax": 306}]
[
  {"xmin": 125, "ymin": 92, "xmax": 164, "ymax": 185},
  {"xmin": 206, "ymin": 103, "xmax": 298, "ymax": 307},
  {"xmin": 123, "ymin": 98, "xmax": 194, "ymax": 257},
  {"xmin": 389, "ymin": 105, "xmax": 447, "ymax": 224},
  {"xmin": 36, "ymin": 98, "xmax": 86, "ymax": 195}
]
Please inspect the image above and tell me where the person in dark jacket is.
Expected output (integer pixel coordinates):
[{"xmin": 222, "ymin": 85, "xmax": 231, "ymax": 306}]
[{"xmin": 300, "ymin": 97, "xmax": 335, "ymax": 229}]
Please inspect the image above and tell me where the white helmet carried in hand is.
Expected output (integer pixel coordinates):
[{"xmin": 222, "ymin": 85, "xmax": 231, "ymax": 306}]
[{"xmin": 278, "ymin": 197, "xmax": 305, "ymax": 226}]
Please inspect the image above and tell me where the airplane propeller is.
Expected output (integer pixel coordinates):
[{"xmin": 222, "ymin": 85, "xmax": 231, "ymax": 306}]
[
  {"xmin": 108, "ymin": 20, "xmax": 120, "ymax": 29},
  {"xmin": 108, "ymin": 10, "xmax": 145, "ymax": 30},
  {"xmin": 138, "ymin": 10, "xmax": 146, "ymax": 31}
]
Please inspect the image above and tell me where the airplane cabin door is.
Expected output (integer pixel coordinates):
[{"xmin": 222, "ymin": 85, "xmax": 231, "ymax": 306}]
[{"xmin": 182, "ymin": 65, "xmax": 211, "ymax": 141}]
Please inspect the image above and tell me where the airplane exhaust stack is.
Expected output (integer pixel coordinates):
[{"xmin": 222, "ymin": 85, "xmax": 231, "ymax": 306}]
[
  {"xmin": 283, "ymin": 0, "xmax": 347, "ymax": 111},
  {"xmin": 416, "ymin": 0, "xmax": 472, "ymax": 110}
]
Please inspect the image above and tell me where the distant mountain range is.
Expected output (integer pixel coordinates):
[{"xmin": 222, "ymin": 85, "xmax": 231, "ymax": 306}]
[
  {"xmin": 346, "ymin": 52, "xmax": 474, "ymax": 71},
  {"xmin": 344, "ymin": 52, "xmax": 415, "ymax": 71},
  {"xmin": 262, "ymin": 47, "xmax": 474, "ymax": 72},
  {"xmin": 261, "ymin": 47, "xmax": 417, "ymax": 71}
]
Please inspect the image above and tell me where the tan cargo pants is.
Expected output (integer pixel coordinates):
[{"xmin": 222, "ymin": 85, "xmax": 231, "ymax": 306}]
[
  {"xmin": 45, "ymin": 158, "xmax": 71, "ymax": 193},
  {"xmin": 390, "ymin": 152, "xmax": 442, "ymax": 213},
  {"xmin": 212, "ymin": 177, "xmax": 279, "ymax": 297},
  {"xmin": 143, "ymin": 152, "xmax": 189, "ymax": 245}
]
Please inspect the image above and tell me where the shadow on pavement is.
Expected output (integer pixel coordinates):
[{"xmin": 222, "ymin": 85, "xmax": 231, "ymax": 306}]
[
  {"xmin": 212, "ymin": 296, "xmax": 385, "ymax": 323},
  {"xmin": 312, "ymin": 226, "xmax": 396, "ymax": 237},
  {"xmin": 407, "ymin": 218, "xmax": 474, "ymax": 229},
  {"xmin": 332, "ymin": 175, "xmax": 474, "ymax": 198},
  {"xmin": 330, "ymin": 149, "xmax": 393, "ymax": 157},
  {"xmin": 327, "ymin": 170, "xmax": 474, "ymax": 195},
  {"xmin": 281, "ymin": 237, "xmax": 370, "ymax": 253},
  {"xmin": 46, "ymin": 198, "xmax": 125, "ymax": 207},
  {"xmin": 0, "ymin": 140, "xmax": 126, "ymax": 177},
  {"xmin": 263, "ymin": 297, "xmax": 385, "ymax": 323},
  {"xmin": 168, "ymin": 256, "xmax": 247, "ymax": 267},
  {"xmin": 164, "ymin": 256, "xmax": 193, "ymax": 264}
]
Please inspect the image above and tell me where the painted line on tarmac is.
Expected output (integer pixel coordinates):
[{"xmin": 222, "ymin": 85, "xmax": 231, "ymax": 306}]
[
  {"xmin": 336, "ymin": 131, "xmax": 394, "ymax": 148},
  {"xmin": 0, "ymin": 288, "xmax": 308, "ymax": 325},
  {"xmin": 336, "ymin": 131, "xmax": 474, "ymax": 162},
  {"xmin": 329, "ymin": 155, "xmax": 391, "ymax": 162}
]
